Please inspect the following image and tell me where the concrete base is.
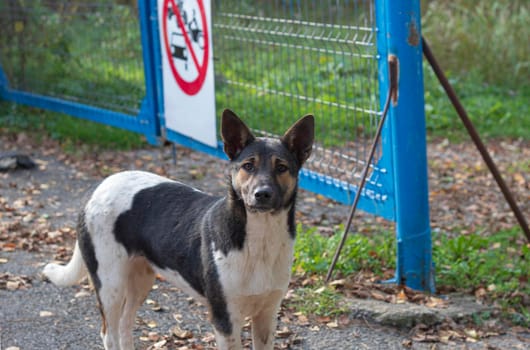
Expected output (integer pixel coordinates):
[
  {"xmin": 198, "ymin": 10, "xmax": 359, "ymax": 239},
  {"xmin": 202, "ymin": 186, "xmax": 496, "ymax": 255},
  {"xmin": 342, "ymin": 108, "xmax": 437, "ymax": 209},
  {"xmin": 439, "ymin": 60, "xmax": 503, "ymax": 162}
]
[{"xmin": 347, "ymin": 294, "xmax": 493, "ymax": 328}]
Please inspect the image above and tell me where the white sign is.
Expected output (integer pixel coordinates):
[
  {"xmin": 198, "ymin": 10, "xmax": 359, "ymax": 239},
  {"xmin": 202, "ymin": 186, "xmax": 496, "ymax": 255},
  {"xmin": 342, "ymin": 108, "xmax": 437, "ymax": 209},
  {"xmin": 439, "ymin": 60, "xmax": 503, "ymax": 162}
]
[{"xmin": 158, "ymin": 0, "xmax": 217, "ymax": 147}]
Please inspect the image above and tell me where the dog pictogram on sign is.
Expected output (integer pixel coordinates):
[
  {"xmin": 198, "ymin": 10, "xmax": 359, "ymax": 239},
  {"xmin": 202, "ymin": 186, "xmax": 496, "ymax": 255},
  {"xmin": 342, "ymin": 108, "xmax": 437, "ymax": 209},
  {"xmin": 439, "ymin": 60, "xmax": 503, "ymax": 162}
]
[{"xmin": 162, "ymin": 0, "xmax": 209, "ymax": 96}]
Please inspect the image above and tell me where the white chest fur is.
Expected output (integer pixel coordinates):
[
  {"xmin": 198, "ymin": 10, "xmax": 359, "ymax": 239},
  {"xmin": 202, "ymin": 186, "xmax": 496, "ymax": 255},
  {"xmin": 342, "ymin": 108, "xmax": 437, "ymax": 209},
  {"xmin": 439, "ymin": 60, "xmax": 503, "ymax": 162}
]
[{"xmin": 213, "ymin": 210, "xmax": 294, "ymax": 300}]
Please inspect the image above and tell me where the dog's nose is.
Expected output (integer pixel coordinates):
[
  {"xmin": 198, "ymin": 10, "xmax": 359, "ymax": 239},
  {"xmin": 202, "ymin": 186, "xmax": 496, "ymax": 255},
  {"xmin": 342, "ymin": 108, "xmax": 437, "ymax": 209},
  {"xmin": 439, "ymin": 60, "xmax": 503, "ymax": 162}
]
[{"xmin": 254, "ymin": 186, "xmax": 273, "ymax": 202}]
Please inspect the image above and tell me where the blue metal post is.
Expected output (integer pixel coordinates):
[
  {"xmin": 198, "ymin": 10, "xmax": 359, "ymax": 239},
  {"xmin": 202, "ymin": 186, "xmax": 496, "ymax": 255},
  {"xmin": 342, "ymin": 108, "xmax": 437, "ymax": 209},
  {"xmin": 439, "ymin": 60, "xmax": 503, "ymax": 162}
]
[
  {"xmin": 148, "ymin": 0, "xmax": 167, "ymax": 135},
  {"xmin": 375, "ymin": 0, "xmax": 434, "ymax": 292},
  {"xmin": 138, "ymin": 0, "xmax": 161, "ymax": 145}
]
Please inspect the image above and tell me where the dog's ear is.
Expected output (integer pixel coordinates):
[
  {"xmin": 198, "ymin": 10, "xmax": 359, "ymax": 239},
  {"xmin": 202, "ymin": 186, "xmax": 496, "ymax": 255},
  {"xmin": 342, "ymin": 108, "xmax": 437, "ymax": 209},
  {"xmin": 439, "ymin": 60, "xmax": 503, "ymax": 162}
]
[
  {"xmin": 221, "ymin": 109, "xmax": 256, "ymax": 160},
  {"xmin": 281, "ymin": 114, "xmax": 315, "ymax": 167}
]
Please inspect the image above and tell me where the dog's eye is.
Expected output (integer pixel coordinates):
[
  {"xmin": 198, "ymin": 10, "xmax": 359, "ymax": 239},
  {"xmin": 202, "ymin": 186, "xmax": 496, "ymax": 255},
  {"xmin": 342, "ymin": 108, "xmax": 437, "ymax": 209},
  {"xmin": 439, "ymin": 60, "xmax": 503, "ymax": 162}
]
[
  {"xmin": 276, "ymin": 164, "xmax": 289, "ymax": 173},
  {"xmin": 242, "ymin": 162, "xmax": 255, "ymax": 172}
]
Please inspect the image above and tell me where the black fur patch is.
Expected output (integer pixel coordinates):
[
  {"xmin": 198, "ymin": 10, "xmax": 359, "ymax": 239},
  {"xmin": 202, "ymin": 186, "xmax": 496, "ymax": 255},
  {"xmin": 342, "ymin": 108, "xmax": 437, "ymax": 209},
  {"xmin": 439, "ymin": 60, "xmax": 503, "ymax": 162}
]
[
  {"xmin": 287, "ymin": 194, "xmax": 297, "ymax": 239},
  {"xmin": 77, "ymin": 211, "xmax": 101, "ymax": 291},
  {"xmin": 202, "ymin": 241, "xmax": 233, "ymax": 335},
  {"xmin": 205, "ymin": 184, "xmax": 247, "ymax": 255},
  {"xmin": 113, "ymin": 182, "xmax": 219, "ymax": 296},
  {"xmin": 113, "ymin": 181, "xmax": 246, "ymax": 335}
]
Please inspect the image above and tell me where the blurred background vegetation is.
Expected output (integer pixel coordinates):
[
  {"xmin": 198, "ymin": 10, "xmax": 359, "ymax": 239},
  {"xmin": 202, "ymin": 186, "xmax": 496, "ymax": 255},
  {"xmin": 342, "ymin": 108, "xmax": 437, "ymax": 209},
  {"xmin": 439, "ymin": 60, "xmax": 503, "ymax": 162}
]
[
  {"xmin": 422, "ymin": 0, "xmax": 529, "ymax": 90},
  {"xmin": 0, "ymin": 0, "xmax": 528, "ymax": 146},
  {"xmin": 421, "ymin": 0, "xmax": 529, "ymax": 139}
]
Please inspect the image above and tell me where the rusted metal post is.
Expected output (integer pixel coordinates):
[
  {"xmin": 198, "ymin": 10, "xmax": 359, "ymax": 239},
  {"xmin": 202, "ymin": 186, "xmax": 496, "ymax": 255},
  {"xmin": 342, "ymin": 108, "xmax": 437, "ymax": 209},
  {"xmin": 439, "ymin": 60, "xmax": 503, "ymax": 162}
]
[{"xmin": 422, "ymin": 36, "xmax": 530, "ymax": 242}]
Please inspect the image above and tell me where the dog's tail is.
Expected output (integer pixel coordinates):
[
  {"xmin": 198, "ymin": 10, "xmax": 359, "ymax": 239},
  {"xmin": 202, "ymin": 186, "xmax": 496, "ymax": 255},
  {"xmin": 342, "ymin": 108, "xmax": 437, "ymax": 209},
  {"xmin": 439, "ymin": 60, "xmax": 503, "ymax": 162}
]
[{"xmin": 43, "ymin": 240, "xmax": 87, "ymax": 287}]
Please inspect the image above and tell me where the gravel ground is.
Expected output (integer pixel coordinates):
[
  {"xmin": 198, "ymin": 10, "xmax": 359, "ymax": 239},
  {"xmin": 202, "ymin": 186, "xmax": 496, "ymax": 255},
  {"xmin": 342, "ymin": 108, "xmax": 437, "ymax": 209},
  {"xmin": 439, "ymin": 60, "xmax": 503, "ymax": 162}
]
[
  {"xmin": 1, "ymin": 251, "xmax": 412, "ymax": 350},
  {"xmin": 1, "ymin": 137, "xmax": 529, "ymax": 349},
  {"xmin": 3, "ymin": 250, "xmax": 528, "ymax": 350}
]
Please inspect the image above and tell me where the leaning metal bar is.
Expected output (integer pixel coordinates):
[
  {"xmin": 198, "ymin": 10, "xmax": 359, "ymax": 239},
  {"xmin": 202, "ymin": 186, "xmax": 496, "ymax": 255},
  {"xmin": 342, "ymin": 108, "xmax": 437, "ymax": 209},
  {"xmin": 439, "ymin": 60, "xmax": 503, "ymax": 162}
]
[
  {"xmin": 376, "ymin": 0, "xmax": 434, "ymax": 291},
  {"xmin": 326, "ymin": 55, "xmax": 397, "ymax": 283},
  {"xmin": 422, "ymin": 37, "xmax": 530, "ymax": 243}
]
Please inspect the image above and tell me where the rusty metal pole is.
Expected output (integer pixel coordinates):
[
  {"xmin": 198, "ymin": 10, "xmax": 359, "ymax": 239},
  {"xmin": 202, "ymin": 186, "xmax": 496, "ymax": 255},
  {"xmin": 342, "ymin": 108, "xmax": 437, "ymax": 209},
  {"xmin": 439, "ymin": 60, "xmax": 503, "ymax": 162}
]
[{"xmin": 422, "ymin": 36, "xmax": 530, "ymax": 242}]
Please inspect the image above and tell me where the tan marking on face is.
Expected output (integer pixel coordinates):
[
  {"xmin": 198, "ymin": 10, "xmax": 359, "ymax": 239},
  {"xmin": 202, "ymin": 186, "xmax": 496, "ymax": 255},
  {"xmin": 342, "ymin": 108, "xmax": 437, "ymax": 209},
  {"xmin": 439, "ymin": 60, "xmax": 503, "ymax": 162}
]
[
  {"xmin": 232, "ymin": 153, "xmax": 298, "ymax": 210},
  {"xmin": 273, "ymin": 156, "xmax": 297, "ymax": 206},
  {"xmin": 233, "ymin": 155, "xmax": 261, "ymax": 206}
]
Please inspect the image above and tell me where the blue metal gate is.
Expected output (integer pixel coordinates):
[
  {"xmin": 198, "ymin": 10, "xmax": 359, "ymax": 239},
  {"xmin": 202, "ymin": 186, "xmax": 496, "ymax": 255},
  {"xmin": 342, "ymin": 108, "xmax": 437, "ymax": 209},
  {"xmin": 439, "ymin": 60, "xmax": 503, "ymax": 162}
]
[{"xmin": 0, "ymin": 0, "xmax": 433, "ymax": 291}]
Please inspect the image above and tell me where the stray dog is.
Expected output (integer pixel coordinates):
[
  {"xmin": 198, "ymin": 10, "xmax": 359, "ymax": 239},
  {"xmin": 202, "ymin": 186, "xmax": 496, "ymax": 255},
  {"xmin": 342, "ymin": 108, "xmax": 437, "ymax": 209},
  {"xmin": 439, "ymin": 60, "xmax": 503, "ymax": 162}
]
[{"xmin": 43, "ymin": 109, "xmax": 314, "ymax": 350}]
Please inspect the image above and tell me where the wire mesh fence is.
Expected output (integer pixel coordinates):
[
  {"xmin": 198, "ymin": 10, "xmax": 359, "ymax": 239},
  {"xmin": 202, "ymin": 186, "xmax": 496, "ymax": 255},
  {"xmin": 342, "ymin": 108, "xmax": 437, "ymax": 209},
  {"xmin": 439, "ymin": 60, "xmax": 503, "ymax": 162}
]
[
  {"xmin": 1, "ymin": 0, "xmax": 385, "ymax": 194},
  {"xmin": 1, "ymin": 0, "xmax": 433, "ymax": 291},
  {"xmin": 0, "ymin": 0, "xmax": 144, "ymax": 115},
  {"xmin": 212, "ymin": 0, "xmax": 383, "ymax": 187}
]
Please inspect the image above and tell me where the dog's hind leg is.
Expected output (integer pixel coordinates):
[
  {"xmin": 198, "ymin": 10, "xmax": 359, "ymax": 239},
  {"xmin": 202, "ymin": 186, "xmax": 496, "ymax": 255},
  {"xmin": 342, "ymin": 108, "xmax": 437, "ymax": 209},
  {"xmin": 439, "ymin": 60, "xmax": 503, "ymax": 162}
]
[
  {"xmin": 91, "ymin": 244, "xmax": 132, "ymax": 350},
  {"xmin": 97, "ymin": 270, "xmax": 127, "ymax": 350},
  {"xmin": 118, "ymin": 257, "xmax": 156, "ymax": 350}
]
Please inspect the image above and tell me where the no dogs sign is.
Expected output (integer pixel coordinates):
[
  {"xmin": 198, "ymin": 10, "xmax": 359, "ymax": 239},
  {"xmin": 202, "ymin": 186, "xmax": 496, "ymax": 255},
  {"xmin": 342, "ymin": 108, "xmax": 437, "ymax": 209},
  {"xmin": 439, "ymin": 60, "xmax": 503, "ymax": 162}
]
[{"xmin": 159, "ymin": 0, "xmax": 217, "ymax": 147}]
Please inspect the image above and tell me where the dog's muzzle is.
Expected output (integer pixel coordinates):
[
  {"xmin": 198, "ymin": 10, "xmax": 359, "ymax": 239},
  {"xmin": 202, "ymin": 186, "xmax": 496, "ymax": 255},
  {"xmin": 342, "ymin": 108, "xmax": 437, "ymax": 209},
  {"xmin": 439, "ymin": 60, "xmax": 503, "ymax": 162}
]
[{"xmin": 250, "ymin": 185, "xmax": 275, "ymax": 211}]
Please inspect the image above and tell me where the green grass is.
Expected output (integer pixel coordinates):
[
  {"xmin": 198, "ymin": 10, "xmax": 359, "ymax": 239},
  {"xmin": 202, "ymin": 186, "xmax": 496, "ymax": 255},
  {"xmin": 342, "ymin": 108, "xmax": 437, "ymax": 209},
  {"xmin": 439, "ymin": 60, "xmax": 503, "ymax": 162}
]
[
  {"xmin": 1, "ymin": 0, "xmax": 529, "ymax": 146},
  {"xmin": 423, "ymin": 68, "xmax": 530, "ymax": 140},
  {"xmin": 0, "ymin": 101, "xmax": 145, "ymax": 151},
  {"xmin": 292, "ymin": 225, "xmax": 530, "ymax": 325},
  {"xmin": 293, "ymin": 224, "xmax": 395, "ymax": 276},
  {"xmin": 287, "ymin": 283, "xmax": 351, "ymax": 318},
  {"xmin": 433, "ymin": 227, "xmax": 530, "ymax": 325},
  {"xmin": 0, "ymin": 2, "xmax": 144, "ymax": 114}
]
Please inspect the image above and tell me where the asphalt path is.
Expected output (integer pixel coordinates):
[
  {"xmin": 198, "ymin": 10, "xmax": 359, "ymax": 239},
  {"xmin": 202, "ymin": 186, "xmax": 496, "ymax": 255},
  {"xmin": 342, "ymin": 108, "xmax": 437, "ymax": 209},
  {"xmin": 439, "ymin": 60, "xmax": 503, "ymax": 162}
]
[{"xmin": 1, "ymin": 145, "xmax": 528, "ymax": 350}]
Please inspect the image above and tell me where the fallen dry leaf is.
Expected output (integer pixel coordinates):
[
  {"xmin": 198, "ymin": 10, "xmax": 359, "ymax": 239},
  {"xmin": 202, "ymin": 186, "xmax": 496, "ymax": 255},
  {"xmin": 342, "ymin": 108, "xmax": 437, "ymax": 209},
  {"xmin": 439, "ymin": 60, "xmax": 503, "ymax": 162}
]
[
  {"xmin": 0, "ymin": 273, "xmax": 32, "ymax": 290},
  {"xmin": 425, "ymin": 296, "xmax": 448, "ymax": 308},
  {"xmin": 396, "ymin": 289, "xmax": 408, "ymax": 303},
  {"xmin": 151, "ymin": 339, "xmax": 167, "ymax": 348},
  {"xmin": 201, "ymin": 332, "xmax": 216, "ymax": 343},
  {"xmin": 171, "ymin": 325, "xmax": 193, "ymax": 340},
  {"xmin": 148, "ymin": 332, "xmax": 160, "ymax": 341},
  {"xmin": 276, "ymin": 326, "xmax": 293, "ymax": 338},
  {"xmin": 75, "ymin": 290, "xmax": 91, "ymax": 298},
  {"xmin": 326, "ymin": 321, "xmax": 339, "ymax": 328}
]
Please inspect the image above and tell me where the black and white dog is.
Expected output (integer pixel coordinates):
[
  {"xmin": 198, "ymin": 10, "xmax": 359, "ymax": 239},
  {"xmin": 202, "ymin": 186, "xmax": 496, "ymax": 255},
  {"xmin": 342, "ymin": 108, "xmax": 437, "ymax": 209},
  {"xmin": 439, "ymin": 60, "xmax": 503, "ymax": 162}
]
[{"xmin": 43, "ymin": 109, "xmax": 314, "ymax": 350}]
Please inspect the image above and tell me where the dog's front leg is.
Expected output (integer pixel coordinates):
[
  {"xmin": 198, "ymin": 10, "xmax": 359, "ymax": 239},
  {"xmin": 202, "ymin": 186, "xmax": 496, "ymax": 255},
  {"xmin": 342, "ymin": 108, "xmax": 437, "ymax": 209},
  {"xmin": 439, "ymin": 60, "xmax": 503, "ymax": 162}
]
[
  {"xmin": 212, "ymin": 310, "xmax": 243, "ymax": 350},
  {"xmin": 251, "ymin": 291, "xmax": 284, "ymax": 350},
  {"xmin": 214, "ymin": 328, "xmax": 243, "ymax": 350},
  {"xmin": 209, "ymin": 299, "xmax": 243, "ymax": 350}
]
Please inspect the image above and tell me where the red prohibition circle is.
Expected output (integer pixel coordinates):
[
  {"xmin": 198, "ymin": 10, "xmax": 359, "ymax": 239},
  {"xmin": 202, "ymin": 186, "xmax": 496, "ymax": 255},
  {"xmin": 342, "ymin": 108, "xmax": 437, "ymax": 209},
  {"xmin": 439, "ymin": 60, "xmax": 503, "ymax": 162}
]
[{"xmin": 162, "ymin": 0, "xmax": 209, "ymax": 96}]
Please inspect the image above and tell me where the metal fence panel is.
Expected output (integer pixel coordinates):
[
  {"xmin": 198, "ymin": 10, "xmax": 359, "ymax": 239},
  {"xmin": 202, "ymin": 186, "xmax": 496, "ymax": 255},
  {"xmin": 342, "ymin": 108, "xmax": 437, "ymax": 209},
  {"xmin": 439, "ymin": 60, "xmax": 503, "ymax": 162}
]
[
  {"xmin": 0, "ymin": 0, "xmax": 392, "ymax": 218},
  {"xmin": 0, "ymin": 0, "xmax": 158, "ymax": 142},
  {"xmin": 206, "ymin": 0, "xmax": 394, "ymax": 218},
  {"xmin": 0, "ymin": 0, "xmax": 433, "ymax": 290}
]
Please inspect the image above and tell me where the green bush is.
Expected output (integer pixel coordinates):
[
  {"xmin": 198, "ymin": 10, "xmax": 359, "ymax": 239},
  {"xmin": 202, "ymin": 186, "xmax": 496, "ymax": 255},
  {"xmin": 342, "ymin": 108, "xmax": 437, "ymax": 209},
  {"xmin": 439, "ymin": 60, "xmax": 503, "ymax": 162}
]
[{"xmin": 422, "ymin": 0, "xmax": 529, "ymax": 91}]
